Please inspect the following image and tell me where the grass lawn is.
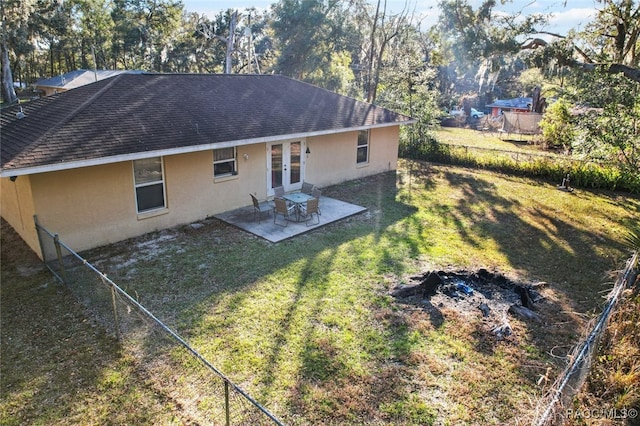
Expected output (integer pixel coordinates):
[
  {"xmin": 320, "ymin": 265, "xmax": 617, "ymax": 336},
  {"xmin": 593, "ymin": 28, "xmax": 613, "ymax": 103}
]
[
  {"xmin": 436, "ymin": 127, "xmax": 545, "ymax": 152},
  {"xmin": 2, "ymin": 159, "xmax": 638, "ymax": 425},
  {"xmin": 0, "ymin": 223, "xmax": 183, "ymax": 425}
]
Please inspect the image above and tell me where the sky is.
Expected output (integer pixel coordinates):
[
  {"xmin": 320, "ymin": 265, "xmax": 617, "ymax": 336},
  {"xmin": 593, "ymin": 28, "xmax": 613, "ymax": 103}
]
[{"xmin": 181, "ymin": 0, "xmax": 598, "ymax": 35}]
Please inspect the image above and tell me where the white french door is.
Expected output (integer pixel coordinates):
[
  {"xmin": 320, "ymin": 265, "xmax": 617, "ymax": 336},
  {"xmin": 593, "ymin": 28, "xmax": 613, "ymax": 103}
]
[{"xmin": 267, "ymin": 140, "xmax": 304, "ymax": 195}]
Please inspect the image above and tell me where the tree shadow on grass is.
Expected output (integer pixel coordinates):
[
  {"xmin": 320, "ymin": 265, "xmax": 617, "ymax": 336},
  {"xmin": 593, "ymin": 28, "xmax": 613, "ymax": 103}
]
[
  {"xmin": 5, "ymin": 163, "xmax": 636, "ymax": 425},
  {"xmin": 406, "ymin": 164, "xmax": 636, "ymax": 416},
  {"xmin": 431, "ymin": 169, "xmax": 628, "ymax": 305},
  {"xmin": 202, "ymin": 166, "xmax": 634, "ymax": 424},
  {"xmin": 0, "ymin": 219, "xmax": 180, "ymax": 425},
  {"xmin": 37, "ymin": 170, "xmax": 420, "ymax": 424}
]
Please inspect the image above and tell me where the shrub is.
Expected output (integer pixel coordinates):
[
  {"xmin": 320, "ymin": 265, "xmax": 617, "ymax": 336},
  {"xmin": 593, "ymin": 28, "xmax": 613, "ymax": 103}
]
[
  {"xmin": 539, "ymin": 99, "xmax": 577, "ymax": 152},
  {"xmin": 399, "ymin": 139, "xmax": 640, "ymax": 194}
]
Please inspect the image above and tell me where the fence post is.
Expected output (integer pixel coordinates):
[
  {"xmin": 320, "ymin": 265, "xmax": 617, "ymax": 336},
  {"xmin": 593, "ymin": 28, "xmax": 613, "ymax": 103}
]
[
  {"xmin": 33, "ymin": 215, "xmax": 47, "ymax": 263},
  {"xmin": 225, "ymin": 380, "xmax": 231, "ymax": 426},
  {"xmin": 109, "ymin": 284, "xmax": 122, "ymax": 341},
  {"xmin": 53, "ymin": 234, "xmax": 68, "ymax": 284}
]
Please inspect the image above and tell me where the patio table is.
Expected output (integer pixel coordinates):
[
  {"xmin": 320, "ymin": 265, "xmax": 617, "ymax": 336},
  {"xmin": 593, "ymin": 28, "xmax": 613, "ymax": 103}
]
[{"xmin": 282, "ymin": 192, "xmax": 314, "ymax": 221}]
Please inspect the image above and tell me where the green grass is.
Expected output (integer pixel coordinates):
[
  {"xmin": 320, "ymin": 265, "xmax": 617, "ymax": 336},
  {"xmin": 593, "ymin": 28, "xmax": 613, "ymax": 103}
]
[
  {"xmin": 435, "ymin": 126, "xmax": 546, "ymax": 152},
  {"xmin": 422, "ymin": 128, "xmax": 640, "ymax": 193},
  {"xmin": 2, "ymin": 161, "xmax": 639, "ymax": 425},
  {"xmin": 0, "ymin": 226, "xmax": 183, "ymax": 425}
]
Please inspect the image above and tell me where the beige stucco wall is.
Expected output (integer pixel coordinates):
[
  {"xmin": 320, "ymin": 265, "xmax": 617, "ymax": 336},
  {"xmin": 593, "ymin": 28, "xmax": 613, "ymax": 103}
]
[
  {"xmin": 1, "ymin": 176, "xmax": 39, "ymax": 255},
  {"xmin": 3, "ymin": 126, "xmax": 400, "ymax": 257},
  {"xmin": 24, "ymin": 143, "xmax": 267, "ymax": 255},
  {"xmin": 305, "ymin": 126, "xmax": 399, "ymax": 187}
]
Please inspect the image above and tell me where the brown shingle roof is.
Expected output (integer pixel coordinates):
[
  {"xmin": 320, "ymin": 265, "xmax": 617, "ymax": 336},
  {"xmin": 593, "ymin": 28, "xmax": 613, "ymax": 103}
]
[{"xmin": 1, "ymin": 73, "xmax": 413, "ymax": 176}]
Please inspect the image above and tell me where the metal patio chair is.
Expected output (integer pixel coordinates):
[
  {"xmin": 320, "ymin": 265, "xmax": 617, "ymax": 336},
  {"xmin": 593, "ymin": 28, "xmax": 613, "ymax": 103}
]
[
  {"xmin": 301, "ymin": 181, "xmax": 314, "ymax": 195},
  {"xmin": 311, "ymin": 186, "xmax": 322, "ymax": 216},
  {"xmin": 250, "ymin": 194, "xmax": 271, "ymax": 223},
  {"xmin": 274, "ymin": 186, "xmax": 285, "ymax": 198},
  {"xmin": 273, "ymin": 197, "xmax": 296, "ymax": 226},
  {"xmin": 299, "ymin": 197, "xmax": 320, "ymax": 226}
]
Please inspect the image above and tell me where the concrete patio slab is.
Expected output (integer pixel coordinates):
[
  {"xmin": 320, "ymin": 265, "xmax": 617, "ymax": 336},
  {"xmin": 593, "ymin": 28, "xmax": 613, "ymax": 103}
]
[{"xmin": 214, "ymin": 196, "xmax": 367, "ymax": 242}]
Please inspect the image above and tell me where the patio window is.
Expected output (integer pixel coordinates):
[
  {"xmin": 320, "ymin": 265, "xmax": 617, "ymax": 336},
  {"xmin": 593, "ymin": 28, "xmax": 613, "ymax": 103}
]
[
  {"xmin": 213, "ymin": 147, "xmax": 237, "ymax": 177},
  {"xmin": 356, "ymin": 130, "xmax": 369, "ymax": 164},
  {"xmin": 133, "ymin": 157, "xmax": 166, "ymax": 213}
]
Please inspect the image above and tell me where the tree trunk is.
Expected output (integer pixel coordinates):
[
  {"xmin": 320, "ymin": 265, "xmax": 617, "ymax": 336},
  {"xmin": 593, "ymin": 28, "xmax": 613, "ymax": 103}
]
[
  {"xmin": 1, "ymin": 38, "xmax": 17, "ymax": 105},
  {"xmin": 368, "ymin": 40, "xmax": 387, "ymax": 104},
  {"xmin": 365, "ymin": 0, "xmax": 381, "ymax": 103},
  {"xmin": 224, "ymin": 11, "xmax": 237, "ymax": 74}
]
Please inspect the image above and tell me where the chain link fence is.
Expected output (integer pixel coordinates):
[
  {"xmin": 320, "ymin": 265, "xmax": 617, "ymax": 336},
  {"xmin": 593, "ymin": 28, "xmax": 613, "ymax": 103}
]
[
  {"xmin": 534, "ymin": 252, "xmax": 639, "ymax": 425},
  {"xmin": 34, "ymin": 216, "xmax": 284, "ymax": 426},
  {"xmin": 440, "ymin": 143, "xmax": 580, "ymax": 164}
]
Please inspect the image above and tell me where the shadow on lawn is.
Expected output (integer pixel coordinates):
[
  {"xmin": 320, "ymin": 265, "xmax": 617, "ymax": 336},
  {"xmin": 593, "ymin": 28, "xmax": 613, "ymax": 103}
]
[
  {"xmin": 404, "ymin": 164, "xmax": 634, "ymax": 412},
  {"xmin": 4, "ymin": 163, "xmax": 636, "ymax": 425},
  {"xmin": 368, "ymin": 161, "xmax": 639, "ymax": 420},
  {"xmin": 59, "ymin": 170, "xmax": 422, "ymax": 424},
  {"xmin": 0, "ymin": 220, "xmax": 178, "ymax": 425},
  {"xmin": 433, "ymin": 169, "xmax": 627, "ymax": 309}
]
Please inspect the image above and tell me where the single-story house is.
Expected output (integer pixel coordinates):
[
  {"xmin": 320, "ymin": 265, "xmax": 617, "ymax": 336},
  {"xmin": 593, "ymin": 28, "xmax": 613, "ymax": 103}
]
[
  {"xmin": 1, "ymin": 73, "xmax": 414, "ymax": 259},
  {"xmin": 485, "ymin": 97, "xmax": 532, "ymax": 117},
  {"xmin": 33, "ymin": 69, "xmax": 141, "ymax": 96}
]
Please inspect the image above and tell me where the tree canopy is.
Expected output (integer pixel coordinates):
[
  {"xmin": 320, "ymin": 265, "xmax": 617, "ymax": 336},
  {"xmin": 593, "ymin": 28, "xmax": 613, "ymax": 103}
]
[{"xmin": 1, "ymin": 0, "xmax": 638, "ymax": 173}]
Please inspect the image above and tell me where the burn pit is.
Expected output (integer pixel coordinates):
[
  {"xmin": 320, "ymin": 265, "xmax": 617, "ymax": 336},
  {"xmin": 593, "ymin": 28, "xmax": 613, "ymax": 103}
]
[{"xmin": 390, "ymin": 269, "xmax": 547, "ymax": 339}]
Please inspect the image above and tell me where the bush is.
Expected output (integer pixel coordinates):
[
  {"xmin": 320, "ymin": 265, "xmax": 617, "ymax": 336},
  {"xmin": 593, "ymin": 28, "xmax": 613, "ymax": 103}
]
[
  {"xmin": 398, "ymin": 139, "xmax": 640, "ymax": 194},
  {"xmin": 539, "ymin": 99, "xmax": 577, "ymax": 152}
]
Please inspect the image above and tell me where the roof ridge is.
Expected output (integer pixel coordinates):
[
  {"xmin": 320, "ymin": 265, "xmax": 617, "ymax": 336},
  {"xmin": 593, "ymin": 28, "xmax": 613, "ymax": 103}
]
[{"xmin": 28, "ymin": 74, "xmax": 124, "ymax": 150}]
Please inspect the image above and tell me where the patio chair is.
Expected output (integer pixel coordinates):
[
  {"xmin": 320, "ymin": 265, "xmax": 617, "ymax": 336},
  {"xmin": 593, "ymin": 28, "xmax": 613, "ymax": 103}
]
[
  {"xmin": 299, "ymin": 197, "xmax": 320, "ymax": 226},
  {"xmin": 311, "ymin": 186, "xmax": 322, "ymax": 216},
  {"xmin": 301, "ymin": 181, "xmax": 314, "ymax": 195},
  {"xmin": 274, "ymin": 186, "xmax": 285, "ymax": 198},
  {"xmin": 273, "ymin": 185, "xmax": 294, "ymax": 208},
  {"xmin": 274, "ymin": 197, "xmax": 296, "ymax": 226},
  {"xmin": 250, "ymin": 194, "xmax": 271, "ymax": 223}
]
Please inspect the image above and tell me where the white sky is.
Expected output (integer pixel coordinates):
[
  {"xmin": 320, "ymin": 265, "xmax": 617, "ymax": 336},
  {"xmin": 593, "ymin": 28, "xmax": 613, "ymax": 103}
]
[{"xmin": 182, "ymin": 0, "xmax": 598, "ymax": 35}]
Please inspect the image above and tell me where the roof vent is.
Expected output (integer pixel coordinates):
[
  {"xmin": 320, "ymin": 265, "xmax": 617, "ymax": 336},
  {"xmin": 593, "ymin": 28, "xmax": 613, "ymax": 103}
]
[{"xmin": 16, "ymin": 107, "xmax": 25, "ymax": 119}]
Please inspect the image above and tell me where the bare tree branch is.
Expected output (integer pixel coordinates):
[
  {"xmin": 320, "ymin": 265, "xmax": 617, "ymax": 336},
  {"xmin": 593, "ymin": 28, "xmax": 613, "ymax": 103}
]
[
  {"xmin": 608, "ymin": 63, "xmax": 640, "ymax": 83},
  {"xmin": 520, "ymin": 37, "xmax": 548, "ymax": 49},
  {"xmin": 572, "ymin": 61, "xmax": 640, "ymax": 83}
]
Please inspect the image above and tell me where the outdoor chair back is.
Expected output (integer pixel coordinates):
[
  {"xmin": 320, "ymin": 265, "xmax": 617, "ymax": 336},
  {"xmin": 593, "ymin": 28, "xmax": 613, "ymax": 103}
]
[
  {"xmin": 311, "ymin": 187, "xmax": 322, "ymax": 215},
  {"xmin": 250, "ymin": 194, "xmax": 270, "ymax": 223},
  {"xmin": 301, "ymin": 197, "xmax": 320, "ymax": 226},
  {"xmin": 274, "ymin": 197, "xmax": 296, "ymax": 226},
  {"xmin": 301, "ymin": 181, "xmax": 314, "ymax": 195}
]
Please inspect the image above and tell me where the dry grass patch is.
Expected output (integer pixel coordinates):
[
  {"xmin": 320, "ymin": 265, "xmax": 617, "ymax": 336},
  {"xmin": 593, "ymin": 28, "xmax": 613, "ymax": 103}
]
[
  {"xmin": 2, "ymin": 161, "xmax": 638, "ymax": 425},
  {"xmin": 0, "ymin": 221, "xmax": 185, "ymax": 425}
]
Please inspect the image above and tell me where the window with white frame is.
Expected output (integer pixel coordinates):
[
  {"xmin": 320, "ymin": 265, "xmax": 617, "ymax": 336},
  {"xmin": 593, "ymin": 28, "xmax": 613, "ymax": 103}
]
[
  {"xmin": 213, "ymin": 147, "xmax": 237, "ymax": 177},
  {"xmin": 133, "ymin": 157, "xmax": 166, "ymax": 213},
  {"xmin": 356, "ymin": 130, "xmax": 369, "ymax": 164}
]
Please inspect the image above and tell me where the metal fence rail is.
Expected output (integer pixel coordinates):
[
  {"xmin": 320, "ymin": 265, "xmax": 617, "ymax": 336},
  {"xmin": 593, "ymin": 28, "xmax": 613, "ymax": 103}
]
[
  {"xmin": 34, "ymin": 216, "xmax": 284, "ymax": 426},
  {"xmin": 534, "ymin": 251, "xmax": 639, "ymax": 426}
]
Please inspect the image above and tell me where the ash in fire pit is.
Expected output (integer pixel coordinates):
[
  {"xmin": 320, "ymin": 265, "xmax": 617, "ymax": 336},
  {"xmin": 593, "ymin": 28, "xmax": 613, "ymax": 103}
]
[{"xmin": 391, "ymin": 269, "xmax": 547, "ymax": 339}]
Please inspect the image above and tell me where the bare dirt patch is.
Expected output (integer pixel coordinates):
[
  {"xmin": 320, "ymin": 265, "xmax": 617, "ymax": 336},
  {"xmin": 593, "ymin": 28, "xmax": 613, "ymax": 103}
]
[{"xmin": 391, "ymin": 268, "xmax": 554, "ymax": 343}]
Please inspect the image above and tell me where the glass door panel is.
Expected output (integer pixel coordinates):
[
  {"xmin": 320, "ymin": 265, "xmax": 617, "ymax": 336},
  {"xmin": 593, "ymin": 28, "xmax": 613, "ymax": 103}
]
[
  {"xmin": 271, "ymin": 144, "xmax": 283, "ymax": 189},
  {"xmin": 268, "ymin": 141, "xmax": 304, "ymax": 195},
  {"xmin": 290, "ymin": 141, "xmax": 301, "ymax": 185}
]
